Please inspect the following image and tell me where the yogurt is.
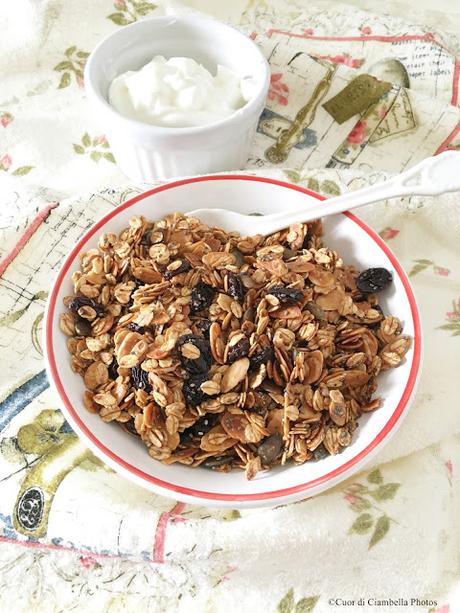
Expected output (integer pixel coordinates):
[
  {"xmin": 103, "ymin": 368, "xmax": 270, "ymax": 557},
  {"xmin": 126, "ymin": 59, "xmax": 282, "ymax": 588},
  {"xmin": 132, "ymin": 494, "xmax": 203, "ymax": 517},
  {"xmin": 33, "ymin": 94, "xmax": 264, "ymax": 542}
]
[{"xmin": 108, "ymin": 55, "xmax": 252, "ymax": 128}]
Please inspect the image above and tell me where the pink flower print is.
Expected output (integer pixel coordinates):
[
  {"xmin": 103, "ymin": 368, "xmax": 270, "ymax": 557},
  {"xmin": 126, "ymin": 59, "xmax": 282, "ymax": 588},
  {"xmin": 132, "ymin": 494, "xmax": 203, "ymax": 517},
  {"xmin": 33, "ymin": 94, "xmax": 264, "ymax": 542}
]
[
  {"xmin": 434, "ymin": 606, "xmax": 450, "ymax": 613},
  {"xmin": 344, "ymin": 493, "xmax": 360, "ymax": 505},
  {"xmin": 319, "ymin": 54, "xmax": 364, "ymax": 69},
  {"xmin": 268, "ymin": 73, "xmax": 289, "ymax": 106},
  {"xmin": 434, "ymin": 266, "xmax": 450, "ymax": 276},
  {"xmin": 222, "ymin": 564, "xmax": 237, "ymax": 582},
  {"xmin": 347, "ymin": 120, "xmax": 368, "ymax": 145},
  {"xmin": 445, "ymin": 460, "xmax": 453, "ymax": 483},
  {"xmin": 79, "ymin": 555, "xmax": 100, "ymax": 569},
  {"xmin": 378, "ymin": 105, "xmax": 388, "ymax": 119},
  {"xmin": 94, "ymin": 135, "xmax": 108, "ymax": 146},
  {"xmin": 379, "ymin": 227, "xmax": 399, "ymax": 240},
  {"xmin": 361, "ymin": 25, "xmax": 372, "ymax": 35},
  {"xmin": 446, "ymin": 298, "xmax": 460, "ymax": 320},
  {"xmin": 1, "ymin": 112, "xmax": 13, "ymax": 128},
  {"xmin": 0, "ymin": 154, "xmax": 12, "ymax": 171},
  {"xmin": 114, "ymin": 0, "xmax": 127, "ymax": 8},
  {"xmin": 304, "ymin": 28, "xmax": 315, "ymax": 36}
]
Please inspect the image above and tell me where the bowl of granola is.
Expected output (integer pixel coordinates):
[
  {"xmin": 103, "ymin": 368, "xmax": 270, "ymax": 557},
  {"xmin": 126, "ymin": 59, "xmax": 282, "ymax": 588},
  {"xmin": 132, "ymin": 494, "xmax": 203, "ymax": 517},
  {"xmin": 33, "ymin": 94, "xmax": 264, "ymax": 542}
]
[{"xmin": 44, "ymin": 175, "xmax": 421, "ymax": 508}]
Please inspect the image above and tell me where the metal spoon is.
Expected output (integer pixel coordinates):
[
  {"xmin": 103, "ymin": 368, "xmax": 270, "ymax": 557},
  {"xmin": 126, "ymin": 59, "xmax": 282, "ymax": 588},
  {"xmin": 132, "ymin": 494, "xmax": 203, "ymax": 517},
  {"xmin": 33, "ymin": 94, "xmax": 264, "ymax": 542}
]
[{"xmin": 187, "ymin": 151, "xmax": 460, "ymax": 235}]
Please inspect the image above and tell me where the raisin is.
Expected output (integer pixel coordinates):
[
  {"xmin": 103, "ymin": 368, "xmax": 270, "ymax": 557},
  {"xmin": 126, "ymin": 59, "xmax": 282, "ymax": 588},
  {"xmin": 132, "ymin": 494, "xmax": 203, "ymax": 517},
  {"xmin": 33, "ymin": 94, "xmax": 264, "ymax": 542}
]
[
  {"xmin": 108, "ymin": 360, "xmax": 119, "ymax": 380},
  {"xmin": 131, "ymin": 366, "xmax": 152, "ymax": 392},
  {"xmin": 74, "ymin": 317, "xmax": 92, "ymax": 337},
  {"xmin": 202, "ymin": 455, "xmax": 234, "ymax": 469},
  {"xmin": 282, "ymin": 247, "xmax": 298, "ymax": 261},
  {"xmin": 248, "ymin": 392, "xmax": 276, "ymax": 416},
  {"xmin": 190, "ymin": 282, "xmax": 215, "ymax": 313},
  {"xmin": 301, "ymin": 232, "xmax": 311, "ymax": 249},
  {"xmin": 267, "ymin": 285, "xmax": 304, "ymax": 304},
  {"xmin": 313, "ymin": 444, "xmax": 329, "ymax": 461},
  {"xmin": 230, "ymin": 248, "xmax": 245, "ymax": 267},
  {"xmin": 357, "ymin": 267, "xmax": 393, "ymax": 293},
  {"xmin": 227, "ymin": 273, "xmax": 244, "ymax": 302},
  {"xmin": 127, "ymin": 322, "xmax": 146, "ymax": 333},
  {"xmin": 180, "ymin": 413, "xmax": 219, "ymax": 444},
  {"xmin": 139, "ymin": 230, "xmax": 152, "ymax": 246},
  {"xmin": 121, "ymin": 419, "xmax": 139, "ymax": 436},
  {"xmin": 243, "ymin": 307, "xmax": 255, "ymax": 322},
  {"xmin": 196, "ymin": 319, "xmax": 212, "ymax": 337},
  {"xmin": 250, "ymin": 347, "xmax": 274, "ymax": 367},
  {"xmin": 182, "ymin": 374, "xmax": 209, "ymax": 407},
  {"xmin": 68, "ymin": 296, "xmax": 105, "ymax": 317},
  {"xmin": 176, "ymin": 334, "xmax": 212, "ymax": 375},
  {"xmin": 227, "ymin": 337, "xmax": 249, "ymax": 364},
  {"xmin": 257, "ymin": 433, "xmax": 283, "ymax": 464},
  {"xmin": 164, "ymin": 260, "xmax": 191, "ymax": 280},
  {"xmin": 305, "ymin": 301, "xmax": 326, "ymax": 321},
  {"xmin": 192, "ymin": 414, "xmax": 219, "ymax": 436}
]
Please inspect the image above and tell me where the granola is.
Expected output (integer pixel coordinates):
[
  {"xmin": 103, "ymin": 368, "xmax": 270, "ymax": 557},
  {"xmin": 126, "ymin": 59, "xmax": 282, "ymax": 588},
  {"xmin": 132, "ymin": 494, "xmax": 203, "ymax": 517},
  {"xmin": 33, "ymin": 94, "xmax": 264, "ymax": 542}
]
[{"xmin": 61, "ymin": 213, "xmax": 411, "ymax": 479}]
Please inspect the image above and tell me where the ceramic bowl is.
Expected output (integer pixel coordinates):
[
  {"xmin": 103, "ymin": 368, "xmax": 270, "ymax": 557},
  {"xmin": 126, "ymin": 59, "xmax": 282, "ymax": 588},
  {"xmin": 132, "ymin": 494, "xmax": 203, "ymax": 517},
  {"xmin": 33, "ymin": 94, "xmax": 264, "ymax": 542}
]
[
  {"xmin": 44, "ymin": 175, "xmax": 421, "ymax": 508},
  {"xmin": 84, "ymin": 16, "xmax": 270, "ymax": 181}
]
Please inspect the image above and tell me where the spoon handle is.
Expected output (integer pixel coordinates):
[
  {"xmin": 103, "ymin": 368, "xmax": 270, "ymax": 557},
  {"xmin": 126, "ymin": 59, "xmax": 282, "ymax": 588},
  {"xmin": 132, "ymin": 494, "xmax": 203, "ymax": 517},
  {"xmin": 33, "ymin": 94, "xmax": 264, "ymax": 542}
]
[{"xmin": 265, "ymin": 151, "xmax": 460, "ymax": 231}]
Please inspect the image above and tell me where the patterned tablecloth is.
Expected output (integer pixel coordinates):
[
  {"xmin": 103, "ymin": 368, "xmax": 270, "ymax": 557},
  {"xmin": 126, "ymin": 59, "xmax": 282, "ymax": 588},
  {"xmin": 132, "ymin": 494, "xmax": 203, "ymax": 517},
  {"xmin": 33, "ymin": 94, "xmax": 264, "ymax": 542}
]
[{"xmin": 0, "ymin": 1, "xmax": 459, "ymax": 611}]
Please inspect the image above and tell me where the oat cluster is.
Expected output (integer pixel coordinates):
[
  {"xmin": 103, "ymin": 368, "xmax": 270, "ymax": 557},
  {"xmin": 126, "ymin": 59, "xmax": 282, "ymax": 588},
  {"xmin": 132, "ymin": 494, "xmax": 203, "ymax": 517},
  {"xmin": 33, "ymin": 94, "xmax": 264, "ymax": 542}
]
[{"xmin": 61, "ymin": 213, "xmax": 411, "ymax": 479}]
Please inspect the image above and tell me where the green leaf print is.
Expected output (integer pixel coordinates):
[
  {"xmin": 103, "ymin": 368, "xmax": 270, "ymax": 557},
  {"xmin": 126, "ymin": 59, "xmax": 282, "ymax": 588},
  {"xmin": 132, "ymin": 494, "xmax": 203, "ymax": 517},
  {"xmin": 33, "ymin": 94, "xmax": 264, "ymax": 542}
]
[
  {"xmin": 82, "ymin": 132, "xmax": 91, "ymax": 147},
  {"xmin": 409, "ymin": 259, "xmax": 433, "ymax": 277},
  {"xmin": 33, "ymin": 290, "xmax": 49, "ymax": 301},
  {"xmin": 295, "ymin": 596, "xmax": 319, "ymax": 613},
  {"xmin": 222, "ymin": 509, "xmax": 242, "ymax": 521},
  {"xmin": 439, "ymin": 323, "xmax": 460, "ymax": 331},
  {"xmin": 12, "ymin": 165, "xmax": 34, "ymax": 176},
  {"xmin": 306, "ymin": 178, "xmax": 320, "ymax": 192},
  {"xmin": 369, "ymin": 515, "xmax": 390, "ymax": 548},
  {"xmin": 284, "ymin": 170, "xmax": 301, "ymax": 183},
  {"xmin": 367, "ymin": 469, "xmax": 383, "ymax": 484},
  {"xmin": 54, "ymin": 60, "xmax": 73, "ymax": 71},
  {"xmin": 350, "ymin": 513, "xmax": 373, "ymax": 534},
  {"xmin": 345, "ymin": 471, "xmax": 400, "ymax": 548},
  {"xmin": 108, "ymin": 12, "xmax": 132, "ymax": 25},
  {"xmin": 72, "ymin": 132, "xmax": 115, "ymax": 163},
  {"xmin": 58, "ymin": 72, "xmax": 71, "ymax": 89},
  {"xmin": 136, "ymin": 2, "xmax": 157, "ymax": 15},
  {"xmin": 369, "ymin": 483, "xmax": 400, "ymax": 502},
  {"xmin": 55, "ymin": 46, "xmax": 89, "ymax": 89},
  {"xmin": 0, "ymin": 306, "xmax": 29, "ymax": 327},
  {"xmin": 17, "ymin": 410, "xmax": 66, "ymax": 455},
  {"xmin": 277, "ymin": 590, "xmax": 319, "ymax": 613},
  {"xmin": 320, "ymin": 180, "xmax": 341, "ymax": 196},
  {"xmin": 278, "ymin": 588, "xmax": 295, "ymax": 613},
  {"xmin": 349, "ymin": 497, "xmax": 372, "ymax": 512}
]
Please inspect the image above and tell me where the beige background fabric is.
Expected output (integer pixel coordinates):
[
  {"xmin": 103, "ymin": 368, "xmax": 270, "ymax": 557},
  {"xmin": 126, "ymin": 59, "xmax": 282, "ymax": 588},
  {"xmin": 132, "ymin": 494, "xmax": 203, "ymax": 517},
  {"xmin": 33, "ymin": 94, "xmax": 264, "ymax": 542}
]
[{"xmin": 0, "ymin": 1, "xmax": 459, "ymax": 611}]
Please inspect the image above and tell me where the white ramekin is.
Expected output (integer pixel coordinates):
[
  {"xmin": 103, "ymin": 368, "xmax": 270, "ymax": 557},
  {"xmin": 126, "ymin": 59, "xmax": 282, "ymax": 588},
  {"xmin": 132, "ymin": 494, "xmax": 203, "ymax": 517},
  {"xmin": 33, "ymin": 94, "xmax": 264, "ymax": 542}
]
[{"xmin": 84, "ymin": 16, "xmax": 270, "ymax": 181}]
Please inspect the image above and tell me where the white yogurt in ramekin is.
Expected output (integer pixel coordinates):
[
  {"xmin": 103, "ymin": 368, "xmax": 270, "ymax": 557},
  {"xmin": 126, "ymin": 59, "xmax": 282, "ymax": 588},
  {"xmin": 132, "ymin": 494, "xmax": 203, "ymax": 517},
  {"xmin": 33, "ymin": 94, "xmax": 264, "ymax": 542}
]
[
  {"xmin": 84, "ymin": 16, "xmax": 269, "ymax": 181},
  {"xmin": 109, "ymin": 55, "xmax": 254, "ymax": 128}
]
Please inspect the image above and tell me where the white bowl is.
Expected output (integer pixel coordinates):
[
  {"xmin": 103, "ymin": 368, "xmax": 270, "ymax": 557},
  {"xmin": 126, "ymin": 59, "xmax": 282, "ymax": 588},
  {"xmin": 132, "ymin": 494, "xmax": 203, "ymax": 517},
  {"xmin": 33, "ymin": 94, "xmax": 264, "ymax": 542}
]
[
  {"xmin": 44, "ymin": 176, "xmax": 421, "ymax": 509},
  {"xmin": 84, "ymin": 16, "xmax": 270, "ymax": 181}
]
